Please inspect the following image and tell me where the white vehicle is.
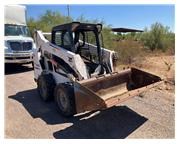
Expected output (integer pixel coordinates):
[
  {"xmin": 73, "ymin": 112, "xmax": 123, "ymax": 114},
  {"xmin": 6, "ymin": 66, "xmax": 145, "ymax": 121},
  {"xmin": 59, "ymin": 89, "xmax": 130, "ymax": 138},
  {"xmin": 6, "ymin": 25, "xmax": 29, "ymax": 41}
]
[
  {"xmin": 33, "ymin": 22, "xmax": 162, "ymax": 117},
  {"xmin": 4, "ymin": 5, "xmax": 36, "ymax": 64}
]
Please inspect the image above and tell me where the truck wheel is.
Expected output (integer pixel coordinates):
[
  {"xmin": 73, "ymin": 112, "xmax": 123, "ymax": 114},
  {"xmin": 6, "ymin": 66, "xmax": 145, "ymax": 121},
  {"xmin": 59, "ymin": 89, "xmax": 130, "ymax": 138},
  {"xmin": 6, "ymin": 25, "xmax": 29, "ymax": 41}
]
[
  {"xmin": 37, "ymin": 74, "xmax": 55, "ymax": 101},
  {"xmin": 32, "ymin": 62, "xmax": 34, "ymax": 68},
  {"xmin": 54, "ymin": 83, "xmax": 76, "ymax": 117}
]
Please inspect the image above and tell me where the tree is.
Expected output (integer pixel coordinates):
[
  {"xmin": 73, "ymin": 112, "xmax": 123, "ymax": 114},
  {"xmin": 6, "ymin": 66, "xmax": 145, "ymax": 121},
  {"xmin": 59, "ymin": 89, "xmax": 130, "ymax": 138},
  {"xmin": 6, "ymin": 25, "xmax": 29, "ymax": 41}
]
[
  {"xmin": 27, "ymin": 17, "xmax": 37, "ymax": 36},
  {"xmin": 141, "ymin": 22, "xmax": 175, "ymax": 52},
  {"xmin": 27, "ymin": 10, "xmax": 73, "ymax": 35}
]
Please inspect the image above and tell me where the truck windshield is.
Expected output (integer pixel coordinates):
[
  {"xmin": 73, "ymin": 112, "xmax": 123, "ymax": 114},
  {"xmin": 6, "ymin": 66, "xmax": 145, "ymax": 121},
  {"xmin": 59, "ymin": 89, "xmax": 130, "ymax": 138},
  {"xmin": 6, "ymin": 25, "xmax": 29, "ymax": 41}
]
[{"xmin": 5, "ymin": 25, "xmax": 31, "ymax": 37}]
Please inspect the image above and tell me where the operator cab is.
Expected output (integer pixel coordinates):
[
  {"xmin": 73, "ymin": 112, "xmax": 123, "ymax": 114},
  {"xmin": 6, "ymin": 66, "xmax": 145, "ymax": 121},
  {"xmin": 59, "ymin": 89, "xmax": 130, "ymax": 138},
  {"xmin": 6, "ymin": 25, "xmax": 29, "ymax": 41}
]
[{"xmin": 51, "ymin": 22, "xmax": 105, "ymax": 77}]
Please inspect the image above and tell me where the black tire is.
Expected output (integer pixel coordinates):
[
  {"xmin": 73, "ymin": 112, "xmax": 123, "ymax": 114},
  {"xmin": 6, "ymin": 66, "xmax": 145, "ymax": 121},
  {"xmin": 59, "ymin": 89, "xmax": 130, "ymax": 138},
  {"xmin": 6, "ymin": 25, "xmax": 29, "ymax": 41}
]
[
  {"xmin": 32, "ymin": 62, "xmax": 34, "ymax": 69},
  {"xmin": 37, "ymin": 73, "xmax": 55, "ymax": 101},
  {"xmin": 54, "ymin": 83, "xmax": 76, "ymax": 117}
]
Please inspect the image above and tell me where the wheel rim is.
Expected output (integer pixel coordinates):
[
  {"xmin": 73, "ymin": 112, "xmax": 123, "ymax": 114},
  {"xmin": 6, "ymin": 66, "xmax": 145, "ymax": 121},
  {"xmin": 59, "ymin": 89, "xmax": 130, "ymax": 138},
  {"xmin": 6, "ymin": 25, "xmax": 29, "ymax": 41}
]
[{"xmin": 57, "ymin": 89, "xmax": 69, "ymax": 111}]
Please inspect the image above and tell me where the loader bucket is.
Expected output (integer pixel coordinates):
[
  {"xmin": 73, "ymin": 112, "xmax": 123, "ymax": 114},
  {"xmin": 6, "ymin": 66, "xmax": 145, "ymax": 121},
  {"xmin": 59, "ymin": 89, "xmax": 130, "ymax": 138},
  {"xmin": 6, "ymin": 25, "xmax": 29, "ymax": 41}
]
[{"xmin": 74, "ymin": 68, "xmax": 162, "ymax": 113}]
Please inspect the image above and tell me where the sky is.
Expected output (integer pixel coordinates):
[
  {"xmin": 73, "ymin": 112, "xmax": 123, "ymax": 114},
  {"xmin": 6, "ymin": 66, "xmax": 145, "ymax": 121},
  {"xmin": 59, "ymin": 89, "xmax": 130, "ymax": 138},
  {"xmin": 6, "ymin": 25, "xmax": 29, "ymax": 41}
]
[{"xmin": 26, "ymin": 4, "xmax": 175, "ymax": 32}]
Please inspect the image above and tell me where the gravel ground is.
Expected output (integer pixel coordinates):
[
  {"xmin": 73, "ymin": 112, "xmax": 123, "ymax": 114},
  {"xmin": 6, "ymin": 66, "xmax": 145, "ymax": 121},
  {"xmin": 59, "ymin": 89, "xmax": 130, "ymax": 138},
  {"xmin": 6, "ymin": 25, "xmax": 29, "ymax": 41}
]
[{"xmin": 5, "ymin": 64, "xmax": 175, "ymax": 139}]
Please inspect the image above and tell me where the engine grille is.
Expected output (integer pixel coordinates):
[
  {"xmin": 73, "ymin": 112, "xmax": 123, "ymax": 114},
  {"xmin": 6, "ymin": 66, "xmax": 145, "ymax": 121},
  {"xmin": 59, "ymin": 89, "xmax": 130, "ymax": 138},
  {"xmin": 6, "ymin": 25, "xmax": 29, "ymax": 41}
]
[{"xmin": 9, "ymin": 42, "xmax": 32, "ymax": 51}]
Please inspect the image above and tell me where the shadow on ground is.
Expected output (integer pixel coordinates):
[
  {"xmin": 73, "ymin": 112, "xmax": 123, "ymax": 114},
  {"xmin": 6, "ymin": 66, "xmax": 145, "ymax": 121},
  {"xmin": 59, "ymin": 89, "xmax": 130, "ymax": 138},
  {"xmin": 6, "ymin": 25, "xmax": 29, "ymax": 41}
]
[
  {"xmin": 5, "ymin": 64, "xmax": 33, "ymax": 75},
  {"xmin": 53, "ymin": 106, "xmax": 147, "ymax": 139},
  {"xmin": 9, "ymin": 89, "xmax": 70, "ymax": 124},
  {"xmin": 9, "ymin": 88, "xmax": 147, "ymax": 139}
]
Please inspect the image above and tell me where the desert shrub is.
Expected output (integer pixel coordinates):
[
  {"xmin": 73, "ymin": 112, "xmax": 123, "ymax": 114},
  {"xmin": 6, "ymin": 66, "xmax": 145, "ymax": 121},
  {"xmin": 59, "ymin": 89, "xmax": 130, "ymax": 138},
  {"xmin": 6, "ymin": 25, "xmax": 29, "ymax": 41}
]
[
  {"xmin": 140, "ymin": 22, "xmax": 175, "ymax": 52},
  {"xmin": 112, "ymin": 40, "xmax": 144, "ymax": 64},
  {"xmin": 101, "ymin": 27, "xmax": 115, "ymax": 49}
]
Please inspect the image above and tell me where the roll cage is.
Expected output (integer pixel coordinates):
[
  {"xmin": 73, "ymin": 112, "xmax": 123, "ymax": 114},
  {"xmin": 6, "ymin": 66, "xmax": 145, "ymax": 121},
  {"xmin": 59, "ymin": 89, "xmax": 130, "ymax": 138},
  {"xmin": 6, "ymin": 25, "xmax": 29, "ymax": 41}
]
[{"xmin": 51, "ymin": 22, "xmax": 103, "ymax": 64}]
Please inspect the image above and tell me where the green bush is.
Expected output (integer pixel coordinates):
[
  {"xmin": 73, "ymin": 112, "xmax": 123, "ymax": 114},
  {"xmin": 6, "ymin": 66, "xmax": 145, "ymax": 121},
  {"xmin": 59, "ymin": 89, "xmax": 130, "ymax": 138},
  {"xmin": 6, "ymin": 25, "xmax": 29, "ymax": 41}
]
[
  {"xmin": 112, "ymin": 40, "xmax": 144, "ymax": 64},
  {"xmin": 140, "ymin": 22, "xmax": 175, "ymax": 52},
  {"xmin": 27, "ymin": 10, "xmax": 72, "ymax": 36}
]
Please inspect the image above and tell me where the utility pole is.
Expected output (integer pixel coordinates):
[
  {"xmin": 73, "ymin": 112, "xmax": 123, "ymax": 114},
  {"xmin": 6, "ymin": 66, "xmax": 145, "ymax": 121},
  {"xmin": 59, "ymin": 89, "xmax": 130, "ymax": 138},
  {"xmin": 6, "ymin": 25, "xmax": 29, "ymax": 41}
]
[{"xmin": 67, "ymin": 5, "xmax": 70, "ymax": 18}]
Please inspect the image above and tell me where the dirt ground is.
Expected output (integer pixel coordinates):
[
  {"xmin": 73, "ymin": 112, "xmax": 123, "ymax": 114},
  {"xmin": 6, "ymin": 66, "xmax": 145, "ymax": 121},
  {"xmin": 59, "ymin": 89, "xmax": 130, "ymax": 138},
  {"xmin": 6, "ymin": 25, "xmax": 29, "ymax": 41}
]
[{"xmin": 5, "ymin": 56, "xmax": 175, "ymax": 139}]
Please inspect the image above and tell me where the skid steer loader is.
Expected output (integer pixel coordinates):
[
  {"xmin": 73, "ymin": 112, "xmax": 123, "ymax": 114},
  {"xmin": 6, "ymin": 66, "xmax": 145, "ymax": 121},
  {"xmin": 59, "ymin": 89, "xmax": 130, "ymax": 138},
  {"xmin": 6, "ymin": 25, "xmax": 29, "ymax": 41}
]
[{"xmin": 33, "ymin": 22, "xmax": 162, "ymax": 117}]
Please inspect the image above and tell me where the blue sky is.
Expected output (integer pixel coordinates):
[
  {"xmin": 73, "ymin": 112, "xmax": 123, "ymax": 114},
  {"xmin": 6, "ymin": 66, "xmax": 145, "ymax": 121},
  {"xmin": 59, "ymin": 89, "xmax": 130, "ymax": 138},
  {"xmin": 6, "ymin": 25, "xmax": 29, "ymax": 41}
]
[{"xmin": 26, "ymin": 4, "xmax": 175, "ymax": 32}]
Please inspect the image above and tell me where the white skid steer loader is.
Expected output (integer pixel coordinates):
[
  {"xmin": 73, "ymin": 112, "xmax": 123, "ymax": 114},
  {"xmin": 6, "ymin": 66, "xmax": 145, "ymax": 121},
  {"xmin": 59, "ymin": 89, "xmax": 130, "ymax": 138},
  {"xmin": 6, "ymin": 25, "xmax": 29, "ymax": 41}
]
[{"xmin": 33, "ymin": 22, "xmax": 162, "ymax": 117}]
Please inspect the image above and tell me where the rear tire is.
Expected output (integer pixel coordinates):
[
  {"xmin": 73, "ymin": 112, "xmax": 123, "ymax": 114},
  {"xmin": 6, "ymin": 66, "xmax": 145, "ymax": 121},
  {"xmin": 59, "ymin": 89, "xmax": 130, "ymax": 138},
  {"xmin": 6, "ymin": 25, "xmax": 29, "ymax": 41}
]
[
  {"xmin": 37, "ymin": 73, "xmax": 55, "ymax": 101},
  {"xmin": 54, "ymin": 83, "xmax": 76, "ymax": 117},
  {"xmin": 32, "ymin": 62, "xmax": 34, "ymax": 68}
]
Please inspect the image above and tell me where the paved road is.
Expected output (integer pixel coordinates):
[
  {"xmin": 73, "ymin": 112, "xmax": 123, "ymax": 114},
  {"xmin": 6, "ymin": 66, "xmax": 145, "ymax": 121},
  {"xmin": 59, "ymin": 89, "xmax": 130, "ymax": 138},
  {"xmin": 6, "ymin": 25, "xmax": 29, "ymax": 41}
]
[{"xmin": 5, "ymin": 64, "xmax": 175, "ymax": 138}]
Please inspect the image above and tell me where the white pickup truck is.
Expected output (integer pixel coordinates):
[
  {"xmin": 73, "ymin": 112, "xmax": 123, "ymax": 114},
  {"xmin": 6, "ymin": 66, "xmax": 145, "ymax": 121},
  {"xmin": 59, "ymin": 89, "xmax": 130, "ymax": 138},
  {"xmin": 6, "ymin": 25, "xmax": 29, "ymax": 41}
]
[{"xmin": 4, "ymin": 5, "xmax": 36, "ymax": 64}]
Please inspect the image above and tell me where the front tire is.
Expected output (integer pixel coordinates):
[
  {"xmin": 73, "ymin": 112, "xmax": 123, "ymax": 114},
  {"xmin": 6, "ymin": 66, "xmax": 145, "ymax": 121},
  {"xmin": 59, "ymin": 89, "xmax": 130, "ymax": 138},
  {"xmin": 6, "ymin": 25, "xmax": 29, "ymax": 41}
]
[
  {"xmin": 37, "ymin": 73, "xmax": 55, "ymax": 101},
  {"xmin": 54, "ymin": 83, "xmax": 76, "ymax": 117},
  {"xmin": 32, "ymin": 62, "xmax": 34, "ymax": 68}
]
